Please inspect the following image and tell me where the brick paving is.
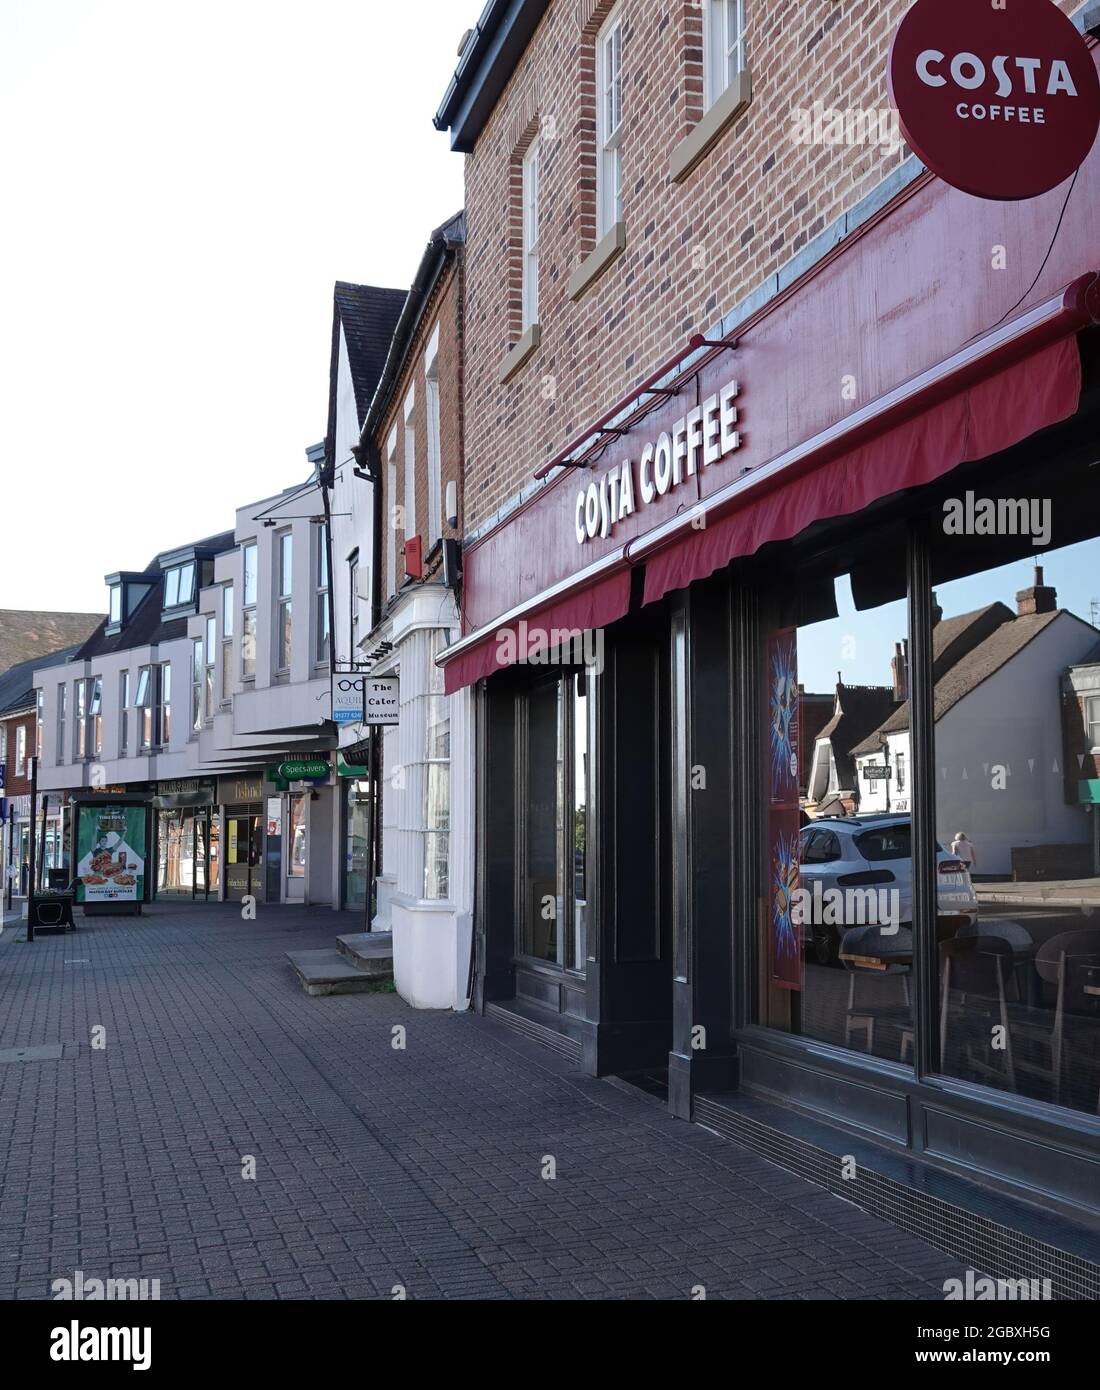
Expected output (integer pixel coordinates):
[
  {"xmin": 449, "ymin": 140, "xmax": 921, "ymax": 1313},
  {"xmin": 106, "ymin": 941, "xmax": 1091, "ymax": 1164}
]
[{"xmin": 0, "ymin": 902, "xmax": 964, "ymax": 1300}]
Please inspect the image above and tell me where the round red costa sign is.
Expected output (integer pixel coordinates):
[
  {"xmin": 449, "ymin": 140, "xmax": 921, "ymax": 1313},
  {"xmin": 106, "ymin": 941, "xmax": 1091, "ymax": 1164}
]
[{"xmin": 888, "ymin": 0, "xmax": 1100, "ymax": 200}]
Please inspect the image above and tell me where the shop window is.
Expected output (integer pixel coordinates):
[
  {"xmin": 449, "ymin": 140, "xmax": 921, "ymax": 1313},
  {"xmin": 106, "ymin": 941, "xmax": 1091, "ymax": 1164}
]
[
  {"xmin": 596, "ymin": 6, "xmax": 623, "ymax": 238},
  {"xmin": 423, "ymin": 630, "xmax": 450, "ymax": 899},
  {"xmin": 759, "ymin": 569, "xmax": 913, "ymax": 1062},
  {"xmin": 929, "ymin": 534, "xmax": 1100, "ymax": 1116},
  {"xmin": 521, "ymin": 144, "xmax": 540, "ymax": 329},
  {"xmin": 277, "ymin": 531, "xmax": 293, "ymax": 671},
  {"xmin": 703, "ymin": 0, "xmax": 745, "ymax": 111},
  {"xmin": 520, "ymin": 670, "xmax": 589, "ymax": 973},
  {"xmin": 316, "ymin": 523, "xmax": 330, "ymax": 664}
]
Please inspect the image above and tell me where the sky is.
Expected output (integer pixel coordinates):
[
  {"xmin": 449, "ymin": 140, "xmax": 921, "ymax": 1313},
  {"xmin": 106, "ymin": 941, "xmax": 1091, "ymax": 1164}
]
[{"xmin": 0, "ymin": 0, "xmax": 467, "ymax": 612}]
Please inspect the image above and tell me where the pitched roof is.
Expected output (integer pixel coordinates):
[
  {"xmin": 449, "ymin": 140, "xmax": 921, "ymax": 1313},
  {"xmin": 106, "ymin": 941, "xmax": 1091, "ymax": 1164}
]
[
  {"xmin": 74, "ymin": 530, "xmax": 237, "ymax": 661},
  {"xmin": 815, "ymin": 684, "xmax": 898, "ymax": 789},
  {"xmin": 851, "ymin": 608, "xmax": 1085, "ymax": 753},
  {"xmin": 0, "ymin": 610, "xmax": 103, "ymax": 672},
  {"xmin": 332, "ymin": 283, "xmax": 408, "ymax": 427},
  {"xmin": 0, "ymin": 645, "xmax": 82, "ymax": 717}
]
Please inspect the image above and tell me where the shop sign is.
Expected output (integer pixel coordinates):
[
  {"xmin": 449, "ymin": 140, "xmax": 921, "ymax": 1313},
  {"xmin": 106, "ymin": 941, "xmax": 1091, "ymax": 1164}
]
[
  {"xmin": 218, "ymin": 775, "xmax": 264, "ymax": 805},
  {"xmin": 862, "ymin": 764, "xmax": 892, "ymax": 781},
  {"xmin": 333, "ymin": 676, "xmax": 365, "ymax": 725},
  {"xmin": 0, "ymin": 763, "xmax": 5, "ymax": 790},
  {"xmin": 888, "ymin": 0, "xmax": 1100, "ymax": 201},
  {"xmin": 767, "ymin": 628, "xmax": 802, "ymax": 993},
  {"xmin": 337, "ymin": 756, "xmax": 370, "ymax": 778},
  {"xmin": 274, "ymin": 757, "xmax": 330, "ymax": 782},
  {"xmin": 152, "ymin": 778, "xmax": 215, "ymax": 809},
  {"xmin": 74, "ymin": 803, "xmax": 146, "ymax": 904},
  {"xmin": 575, "ymin": 380, "xmax": 741, "ymax": 545},
  {"xmin": 364, "ymin": 678, "xmax": 399, "ymax": 726}
]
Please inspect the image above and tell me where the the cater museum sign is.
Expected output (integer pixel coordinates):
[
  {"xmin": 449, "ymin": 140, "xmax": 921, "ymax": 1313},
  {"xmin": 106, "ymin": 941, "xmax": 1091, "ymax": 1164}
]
[
  {"xmin": 888, "ymin": 0, "xmax": 1100, "ymax": 201},
  {"xmin": 575, "ymin": 378, "xmax": 741, "ymax": 544}
]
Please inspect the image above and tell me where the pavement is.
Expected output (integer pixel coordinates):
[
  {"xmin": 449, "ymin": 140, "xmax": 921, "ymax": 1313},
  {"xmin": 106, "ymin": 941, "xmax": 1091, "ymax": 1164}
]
[
  {"xmin": 0, "ymin": 901, "xmax": 965, "ymax": 1301},
  {"xmin": 976, "ymin": 877, "xmax": 1100, "ymax": 909}
]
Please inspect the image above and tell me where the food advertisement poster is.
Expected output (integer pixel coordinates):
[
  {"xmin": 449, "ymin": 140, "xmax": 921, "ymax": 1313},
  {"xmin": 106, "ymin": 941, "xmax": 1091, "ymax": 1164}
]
[{"xmin": 75, "ymin": 803, "xmax": 146, "ymax": 903}]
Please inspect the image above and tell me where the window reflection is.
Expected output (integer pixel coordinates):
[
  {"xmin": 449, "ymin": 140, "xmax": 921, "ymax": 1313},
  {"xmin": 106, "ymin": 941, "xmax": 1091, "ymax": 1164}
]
[{"xmin": 932, "ymin": 540, "xmax": 1100, "ymax": 1115}]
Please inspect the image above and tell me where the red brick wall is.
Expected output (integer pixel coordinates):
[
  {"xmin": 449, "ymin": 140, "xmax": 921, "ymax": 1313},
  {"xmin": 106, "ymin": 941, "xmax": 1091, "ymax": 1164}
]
[
  {"xmin": 459, "ymin": 0, "xmax": 1082, "ymax": 532},
  {"xmin": 2, "ymin": 710, "xmax": 36, "ymax": 798},
  {"xmin": 373, "ymin": 258, "xmax": 464, "ymax": 599}
]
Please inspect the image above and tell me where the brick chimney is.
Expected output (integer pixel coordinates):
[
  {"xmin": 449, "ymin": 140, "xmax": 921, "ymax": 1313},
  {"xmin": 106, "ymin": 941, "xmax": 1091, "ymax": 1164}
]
[
  {"xmin": 1015, "ymin": 564, "xmax": 1057, "ymax": 617},
  {"xmin": 890, "ymin": 639, "xmax": 909, "ymax": 701}
]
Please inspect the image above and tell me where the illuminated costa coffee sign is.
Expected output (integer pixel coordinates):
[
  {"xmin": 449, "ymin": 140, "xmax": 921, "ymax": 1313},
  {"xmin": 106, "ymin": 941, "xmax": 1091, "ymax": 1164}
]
[
  {"xmin": 888, "ymin": 0, "xmax": 1100, "ymax": 200},
  {"xmin": 575, "ymin": 379, "xmax": 740, "ymax": 544}
]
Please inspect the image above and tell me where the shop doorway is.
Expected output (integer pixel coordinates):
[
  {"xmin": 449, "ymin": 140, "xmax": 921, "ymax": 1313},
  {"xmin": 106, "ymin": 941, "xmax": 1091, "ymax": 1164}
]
[
  {"xmin": 224, "ymin": 806, "xmax": 263, "ymax": 903},
  {"xmin": 286, "ymin": 794, "xmax": 307, "ymax": 902},
  {"xmin": 156, "ymin": 808, "xmax": 216, "ymax": 900}
]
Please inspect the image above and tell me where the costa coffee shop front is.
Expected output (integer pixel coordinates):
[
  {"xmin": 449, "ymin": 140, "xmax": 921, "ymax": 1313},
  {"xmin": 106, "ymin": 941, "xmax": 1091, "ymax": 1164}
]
[{"xmin": 441, "ymin": 8, "xmax": 1100, "ymax": 1277}]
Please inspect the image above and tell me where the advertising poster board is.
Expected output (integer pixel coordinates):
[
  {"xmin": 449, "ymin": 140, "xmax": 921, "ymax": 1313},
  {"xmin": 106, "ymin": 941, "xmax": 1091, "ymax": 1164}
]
[
  {"xmin": 74, "ymin": 802, "xmax": 146, "ymax": 905},
  {"xmin": 767, "ymin": 627, "xmax": 802, "ymax": 991}
]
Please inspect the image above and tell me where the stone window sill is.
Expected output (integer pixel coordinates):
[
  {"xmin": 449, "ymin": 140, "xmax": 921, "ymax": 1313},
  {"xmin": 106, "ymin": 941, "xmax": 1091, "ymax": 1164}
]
[
  {"xmin": 568, "ymin": 221, "xmax": 626, "ymax": 302},
  {"xmin": 497, "ymin": 323, "xmax": 541, "ymax": 384},
  {"xmin": 670, "ymin": 69, "xmax": 753, "ymax": 184}
]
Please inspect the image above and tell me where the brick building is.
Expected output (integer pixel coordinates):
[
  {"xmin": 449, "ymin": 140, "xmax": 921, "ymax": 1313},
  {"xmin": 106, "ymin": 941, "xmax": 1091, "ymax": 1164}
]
[
  {"xmin": 431, "ymin": 0, "xmax": 1100, "ymax": 1265},
  {"xmin": 358, "ymin": 211, "xmax": 475, "ymax": 1009}
]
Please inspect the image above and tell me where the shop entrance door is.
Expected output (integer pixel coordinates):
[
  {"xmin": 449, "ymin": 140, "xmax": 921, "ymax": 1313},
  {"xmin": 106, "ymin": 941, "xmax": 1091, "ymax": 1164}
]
[
  {"xmin": 224, "ymin": 808, "xmax": 263, "ymax": 903},
  {"xmin": 286, "ymin": 794, "xmax": 306, "ymax": 901},
  {"xmin": 156, "ymin": 808, "xmax": 214, "ymax": 900}
]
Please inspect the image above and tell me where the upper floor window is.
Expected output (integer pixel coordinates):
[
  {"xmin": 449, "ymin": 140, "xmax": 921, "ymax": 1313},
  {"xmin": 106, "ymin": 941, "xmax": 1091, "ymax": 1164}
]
[
  {"xmin": 403, "ymin": 388, "xmax": 416, "ymax": 540},
  {"xmin": 241, "ymin": 543, "xmax": 257, "ymax": 680},
  {"xmin": 1088, "ymin": 694, "xmax": 1100, "ymax": 751},
  {"xmin": 386, "ymin": 429, "xmax": 398, "ymax": 598},
  {"xmin": 163, "ymin": 562, "xmax": 195, "ymax": 610},
  {"xmin": 56, "ymin": 684, "xmax": 67, "ymax": 763},
  {"xmin": 349, "ymin": 551, "xmax": 360, "ymax": 657},
  {"xmin": 205, "ymin": 616, "xmax": 216, "ymax": 720},
  {"xmin": 242, "ymin": 542, "xmax": 258, "ymax": 607},
  {"xmin": 597, "ymin": 6, "xmax": 623, "ymax": 237},
  {"xmin": 191, "ymin": 639, "xmax": 205, "ymax": 734},
  {"xmin": 703, "ymin": 0, "xmax": 745, "ymax": 111},
  {"xmin": 277, "ymin": 531, "xmax": 293, "ymax": 671},
  {"xmin": 119, "ymin": 671, "xmax": 130, "ymax": 756},
  {"xmin": 35, "ymin": 688, "xmax": 43, "ymax": 759},
  {"xmin": 316, "ymin": 523, "xmax": 330, "ymax": 664},
  {"xmin": 15, "ymin": 724, "xmax": 27, "ymax": 776},
  {"xmin": 521, "ymin": 143, "xmax": 540, "ymax": 328},
  {"xmin": 221, "ymin": 584, "xmax": 234, "ymax": 702},
  {"xmin": 74, "ymin": 679, "xmax": 87, "ymax": 759},
  {"xmin": 136, "ymin": 663, "xmax": 170, "ymax": 749},
  {"xmin": 425, "ymin": 326, "xmax": 443, "ymax": 549},
  {"xmin": 109, "ymin": 584, "xmax": 122, "ymax": 626}
]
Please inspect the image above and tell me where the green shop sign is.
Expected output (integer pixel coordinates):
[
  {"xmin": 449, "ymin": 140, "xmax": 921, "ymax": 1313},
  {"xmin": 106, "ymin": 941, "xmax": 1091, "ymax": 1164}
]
[{"xmin": 267, "ymin": 757, "xmax": 331, "ymax": 790}]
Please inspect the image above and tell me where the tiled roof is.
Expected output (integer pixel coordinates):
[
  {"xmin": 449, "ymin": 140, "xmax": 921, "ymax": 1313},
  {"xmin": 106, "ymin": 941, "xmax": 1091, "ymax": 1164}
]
[
  {"xmin": 333, "ymin": 284, "xmax": 408, "ymax": 426},
  {"xmin": 0, "ymin": 645, "xmax": 83, "ymax": 717},
  {"xmin": 0, "ymin": 610, "xmax": 103, "ymax": 673},
  {"xmin": 815, "ymin": 685, "xmax": 898, "ymax": 788}
]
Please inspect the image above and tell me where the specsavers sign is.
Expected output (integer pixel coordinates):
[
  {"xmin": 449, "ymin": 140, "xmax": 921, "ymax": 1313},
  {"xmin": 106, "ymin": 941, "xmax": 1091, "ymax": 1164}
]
[
  {"xmin": 888, "ymin": 0, "xmax": 1100, "ymax": 201},
  {"xmin": 575, "ymin": 379, "xmax": 741, "ymax": 544}
]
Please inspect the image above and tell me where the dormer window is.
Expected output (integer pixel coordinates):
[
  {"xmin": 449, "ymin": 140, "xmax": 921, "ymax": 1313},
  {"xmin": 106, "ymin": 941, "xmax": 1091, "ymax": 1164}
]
[
  {"xmin": 109, "ymin": 584, "xmax": 122, "ymax": 626},
  {"xmin": 163, "ymin": 562, "xmax": 196, "ymax": 610}
]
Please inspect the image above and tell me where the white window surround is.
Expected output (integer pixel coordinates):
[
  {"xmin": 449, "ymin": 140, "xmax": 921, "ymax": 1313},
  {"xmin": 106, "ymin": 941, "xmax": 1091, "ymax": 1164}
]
[
  {"xmin": 596, "ymin": 6, "xmax": 623, "ymax": 239},
  {"xmin": 703, "ymin": 0, "xmax": 746, "ymax": 112},
  {"xmin": 386, "ymin": 426, "xmax": 399, "ymax": 597},
  {"xmin": 1088, "ymin": 693, "xmax": 1100, "ymax": 752},
  {"xmin": 403, "ymin": 386, "xmax": 416, "ymax": 540},
  {"xmin": 521, "ymin": 141, "xmax": 540, "ymax": 328}
]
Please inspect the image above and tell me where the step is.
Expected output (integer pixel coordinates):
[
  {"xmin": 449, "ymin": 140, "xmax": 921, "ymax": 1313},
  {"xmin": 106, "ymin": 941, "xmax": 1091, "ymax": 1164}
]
[
  {"xmin": 286, "ymin": 949, "xmax": 387, "ymax": 997},
  {"xmin": 335, "ymin": 932, "xmax": 393, "ymax": 977}
]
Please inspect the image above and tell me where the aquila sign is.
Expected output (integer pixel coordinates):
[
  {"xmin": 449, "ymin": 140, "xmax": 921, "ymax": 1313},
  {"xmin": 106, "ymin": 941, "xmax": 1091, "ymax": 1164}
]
[{"xmin": 888, "ymin": 0, "xmax": 1100, "ymax": 201}]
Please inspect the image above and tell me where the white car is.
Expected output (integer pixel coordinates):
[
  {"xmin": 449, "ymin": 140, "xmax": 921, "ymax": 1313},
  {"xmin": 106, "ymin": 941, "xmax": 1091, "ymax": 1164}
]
[{"xmin": 798, "ymin": 814, "xmax": 978, "ymax": 967}]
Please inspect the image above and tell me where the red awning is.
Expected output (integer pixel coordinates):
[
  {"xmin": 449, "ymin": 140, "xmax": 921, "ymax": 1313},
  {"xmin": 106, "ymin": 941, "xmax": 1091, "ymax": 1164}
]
[
  {"xmin": 640, "ymin": 332, "xmax": 1083, "ymax": 606},
  {"xmin": 442, "ymin": 569, "xmax": 631, "ymax": 695},
  {"xmin": 439, "ymin": 274, "xmax": 1095, "ymax": 695}
]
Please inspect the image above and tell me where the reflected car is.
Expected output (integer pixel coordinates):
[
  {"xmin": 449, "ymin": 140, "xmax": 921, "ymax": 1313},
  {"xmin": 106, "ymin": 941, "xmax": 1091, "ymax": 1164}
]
[{"xmin": 798, "ymin": 814, "xmax": 978, "ymax": 966}]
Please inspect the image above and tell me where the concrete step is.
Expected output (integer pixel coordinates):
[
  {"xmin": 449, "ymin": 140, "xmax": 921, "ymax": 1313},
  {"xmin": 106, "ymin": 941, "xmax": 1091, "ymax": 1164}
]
[
  {"xmin": 286, "ymin": 949, "xmax": 388, "ymax": 997},
  {"xmin": 335, "ymin": 932, "xmax": 393, "ymax": 978}
]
